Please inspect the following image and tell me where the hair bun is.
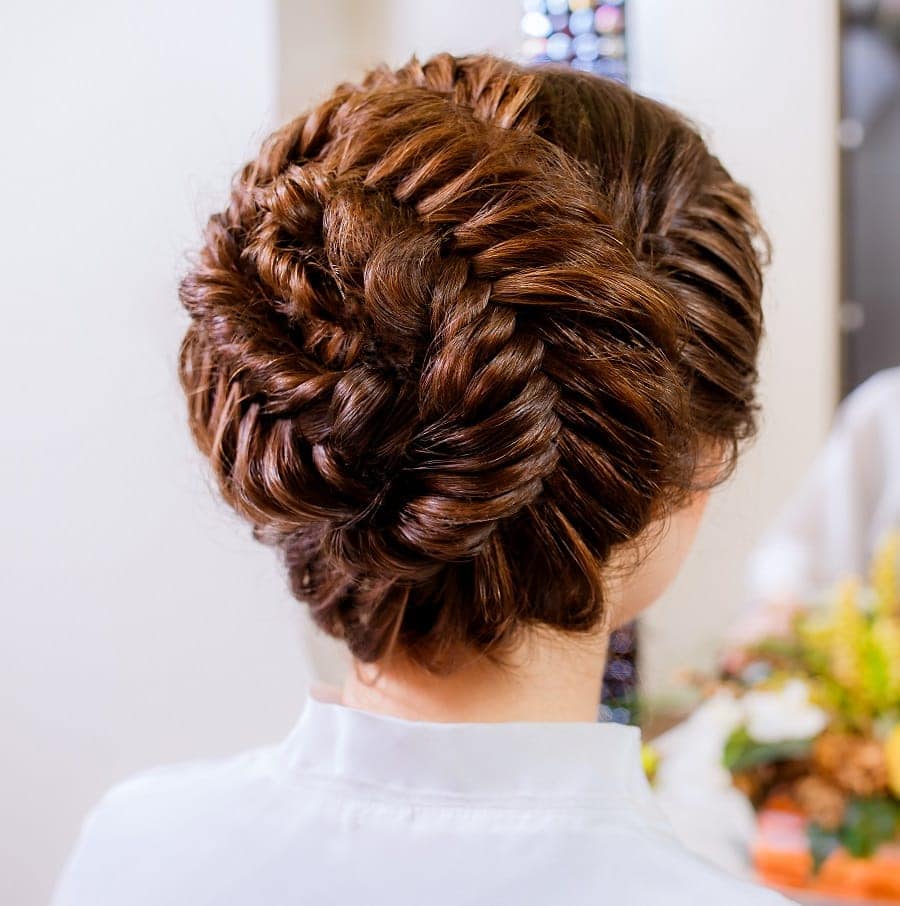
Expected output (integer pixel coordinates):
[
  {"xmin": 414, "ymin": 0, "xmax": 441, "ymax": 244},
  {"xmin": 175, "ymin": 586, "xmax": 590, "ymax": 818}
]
[{"xmin": 178, "ymin": 53, "xmax": 765, "ymax": 672}]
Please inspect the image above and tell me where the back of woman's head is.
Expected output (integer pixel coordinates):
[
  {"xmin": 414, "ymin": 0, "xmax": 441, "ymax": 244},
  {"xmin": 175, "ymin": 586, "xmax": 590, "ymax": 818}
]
[{"xmin": 178, "ymin": 53, "xmax": 767, "ymax": 674}]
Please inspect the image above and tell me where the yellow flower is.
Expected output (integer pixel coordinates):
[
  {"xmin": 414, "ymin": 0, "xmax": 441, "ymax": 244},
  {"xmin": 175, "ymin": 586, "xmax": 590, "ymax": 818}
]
[
  {"xmin": 871, "ymin": 531, "xmax": 900, "ymax": 618},
  {"xmin": 870, "ymin": 616, "xmax": 900, "ymax": 710},
  {"xmin": 887, "ymin": 724, "xmax": 900, "ymax": 797},
  {"xmin": 641, "ymin": 743, "xmax": 659, "ymax": 784},
  {"xmin": 829, "ymin": 579, "xmax": 867, "ymax": 691}
]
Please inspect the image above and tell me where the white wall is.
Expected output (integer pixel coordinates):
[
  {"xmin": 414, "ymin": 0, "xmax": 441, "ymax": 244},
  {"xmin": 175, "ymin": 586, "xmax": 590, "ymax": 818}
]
[
  {"xmin": 0, "ymin": 3, "xmax": 321, "ymax": 904},
  {"xmin": 278, "ymin": 0, "xmax": 522, "ymax": 118}
]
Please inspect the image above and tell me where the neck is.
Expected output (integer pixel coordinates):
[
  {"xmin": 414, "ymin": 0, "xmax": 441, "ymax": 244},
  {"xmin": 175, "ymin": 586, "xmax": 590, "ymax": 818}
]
[{"xmin": 340, "ymin": 626, "xmax": 609, "ymax": 723}]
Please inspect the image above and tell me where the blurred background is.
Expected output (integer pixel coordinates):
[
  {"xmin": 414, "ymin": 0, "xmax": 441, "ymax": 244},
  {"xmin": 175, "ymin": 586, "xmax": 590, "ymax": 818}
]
[{"xmin": 4, "ymin": 1, "xmax": 898, "ymax": 903}]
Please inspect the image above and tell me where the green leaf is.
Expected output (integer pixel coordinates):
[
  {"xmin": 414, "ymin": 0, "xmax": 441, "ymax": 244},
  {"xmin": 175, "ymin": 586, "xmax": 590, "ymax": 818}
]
[
  {"xmin": 723, "ymin": 725, "xmax": 814, "ymax": 773},
  {"xmin": 723, "ymin": 726, "xmax": 752, "ymax": 771},
  {"xmin": 808, "ymin": 823, "xmax": 840, "ymax": 873},
  {"xmin": 838, "ymin": 797, "xmax": 900, "ymax": 859}
]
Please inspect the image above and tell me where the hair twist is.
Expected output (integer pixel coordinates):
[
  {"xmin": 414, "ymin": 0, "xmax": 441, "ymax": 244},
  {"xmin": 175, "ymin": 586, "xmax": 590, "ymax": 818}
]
[{"xmin": 178, "ymin": 53, "xmax": 767, "ymax": 672}]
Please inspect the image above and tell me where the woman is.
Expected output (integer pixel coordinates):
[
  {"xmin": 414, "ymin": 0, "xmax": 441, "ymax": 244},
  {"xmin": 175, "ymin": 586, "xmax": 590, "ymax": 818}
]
[{"xmin": 53, "ymin": 53, "xmax": 788, "ymax": 904}]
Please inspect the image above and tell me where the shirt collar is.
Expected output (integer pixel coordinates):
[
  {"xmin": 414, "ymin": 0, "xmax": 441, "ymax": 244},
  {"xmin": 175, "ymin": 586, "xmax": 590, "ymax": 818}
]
[{"xmin": 282, "ymin": 681, "xmax": 662, "ymax": 811}]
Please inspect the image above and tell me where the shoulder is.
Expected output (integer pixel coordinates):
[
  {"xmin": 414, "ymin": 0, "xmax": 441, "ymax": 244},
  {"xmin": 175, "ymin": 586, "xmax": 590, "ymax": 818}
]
[
  {"xmin": 624, "ymin": 830, "xmax": 796, "ymax": 905},
  {"xmin": 51, "ymin": 744, "xmax": 287, "ymax": 906},
  {"xmin": 674, "ymin": 853, "xmax": 796, "ymax": 905},
  {"xmin": 82, "ymin": 744, "xmax": 280, "ymax": 840}
]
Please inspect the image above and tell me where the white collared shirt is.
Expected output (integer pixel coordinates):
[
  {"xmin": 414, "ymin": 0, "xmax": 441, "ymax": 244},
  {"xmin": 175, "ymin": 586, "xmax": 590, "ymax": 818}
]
[{"xmin": 52, "ymin": 682, "xmax": 793, "ymax": 905}]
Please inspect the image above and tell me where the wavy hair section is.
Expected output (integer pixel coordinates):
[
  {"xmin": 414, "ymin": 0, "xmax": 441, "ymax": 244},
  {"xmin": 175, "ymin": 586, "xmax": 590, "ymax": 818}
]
[{"xmin": 178, "ymin": 53, "xmax": 768, "ymax": 673}]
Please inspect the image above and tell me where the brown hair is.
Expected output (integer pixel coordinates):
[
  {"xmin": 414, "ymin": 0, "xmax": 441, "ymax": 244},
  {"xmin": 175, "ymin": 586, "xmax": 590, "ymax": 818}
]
[{"xmin": 178, "ymin": 53, "xmax": 767, "ymax": 674}]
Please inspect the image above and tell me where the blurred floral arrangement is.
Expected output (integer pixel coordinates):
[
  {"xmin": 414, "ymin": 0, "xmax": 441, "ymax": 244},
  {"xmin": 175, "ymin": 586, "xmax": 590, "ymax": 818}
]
[{"xmin": 718, "ymin": 532, "xmax": 900, "ymax": 898}]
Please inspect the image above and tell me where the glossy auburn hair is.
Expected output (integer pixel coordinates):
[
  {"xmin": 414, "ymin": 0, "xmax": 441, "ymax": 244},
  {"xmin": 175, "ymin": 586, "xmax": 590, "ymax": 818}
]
[{"xmin": 178, "ymin": 53, "xmax": 767, "ymax": 674}]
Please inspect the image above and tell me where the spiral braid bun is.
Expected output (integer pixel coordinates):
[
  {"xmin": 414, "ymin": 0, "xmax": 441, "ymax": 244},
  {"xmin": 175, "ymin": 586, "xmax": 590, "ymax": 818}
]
[{"xmin": 178, "ymin": 53, "xmax": 767, "ymax": 672}]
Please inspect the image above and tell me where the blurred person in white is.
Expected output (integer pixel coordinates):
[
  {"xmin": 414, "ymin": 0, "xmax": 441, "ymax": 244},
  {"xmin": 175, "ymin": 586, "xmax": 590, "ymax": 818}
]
[
  {"xmin": 737, "ymin": 368, "xmax": 900, "ymax": 642},
  {"xmin": 52, "ymin": 53, "xmax": 793, "ymax": 905}
]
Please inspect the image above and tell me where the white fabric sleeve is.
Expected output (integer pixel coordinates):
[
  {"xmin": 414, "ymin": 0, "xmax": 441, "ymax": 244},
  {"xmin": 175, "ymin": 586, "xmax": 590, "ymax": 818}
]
[{"xmin": 746, "ymin": 367, "xmax": 900, "ymax": 607}]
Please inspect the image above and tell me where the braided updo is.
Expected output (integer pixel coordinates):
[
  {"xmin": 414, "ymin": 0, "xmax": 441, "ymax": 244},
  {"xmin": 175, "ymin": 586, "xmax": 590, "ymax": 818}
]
[{"xmin": 178, "ymin": 53, "xmax": 767, "ymax": 673}]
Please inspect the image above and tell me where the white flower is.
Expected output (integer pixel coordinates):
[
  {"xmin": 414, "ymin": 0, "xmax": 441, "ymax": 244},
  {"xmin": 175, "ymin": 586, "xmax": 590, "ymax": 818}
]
[
  {"xmin": 741, "ymin": 679, "xmax": 828, "ymax": 743},
  {"xmin": 653, "ymin": 691, "xmax": 758, "ymax": 876},
  {"xmin": 655, "ymin": 689, "xmax": 745, "ymax": 793}
]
